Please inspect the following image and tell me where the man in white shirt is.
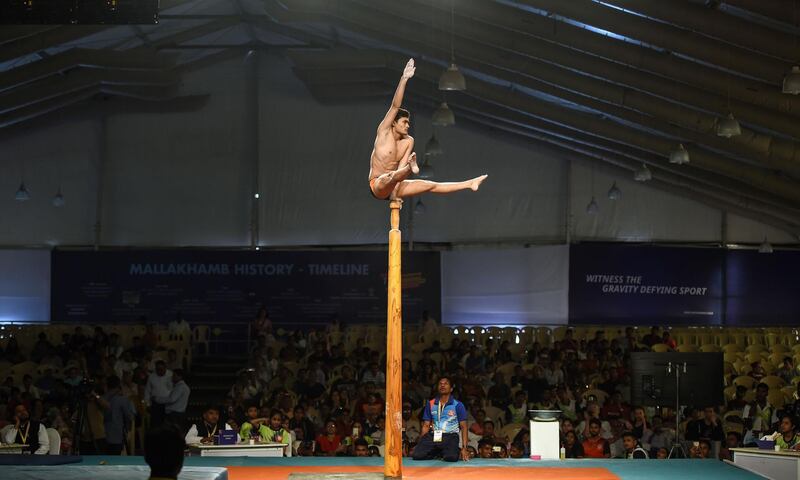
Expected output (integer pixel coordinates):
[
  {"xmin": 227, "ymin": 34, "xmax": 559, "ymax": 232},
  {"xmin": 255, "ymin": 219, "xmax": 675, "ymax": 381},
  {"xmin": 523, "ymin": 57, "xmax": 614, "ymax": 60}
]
[
  {"xmin": 4, "ymin": 404, "xmax": 49, "ymax": 454},
  {"xmin": 168, "ymin": 315, "xmax": 192, "ymax": 341},
  {"xmin": 21, "ymin": 375, "xmax": 41, "ymax": 400},
  {"xmin": 362, "ymin": 362, "xmax": 386, "ymax": 386},
  {"xmin": 163, "ymin": 369, "xmax": 191, "ymax": 432},
  {"xmin": 145, "ymin": 360, "xmax": 173, "ymax": 426},
  {"xmin": 185, "ymin": 405, "xmax": 233, "ymax": 444}
]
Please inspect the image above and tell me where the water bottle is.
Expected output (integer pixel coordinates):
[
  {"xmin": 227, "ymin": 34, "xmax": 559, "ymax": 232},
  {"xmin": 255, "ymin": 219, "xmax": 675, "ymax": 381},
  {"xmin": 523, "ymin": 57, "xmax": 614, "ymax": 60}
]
[{"xmin": 560, "ymin": 446, "xmax": 566, "ymax": 460}]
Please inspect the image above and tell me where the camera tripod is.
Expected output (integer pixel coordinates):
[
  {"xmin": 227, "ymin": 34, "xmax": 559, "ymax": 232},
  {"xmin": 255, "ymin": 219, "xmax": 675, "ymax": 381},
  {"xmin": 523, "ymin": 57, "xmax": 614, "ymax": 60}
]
[{"xmin": 667, "ymin": 361, "xmax": 687, "ymax": 459}]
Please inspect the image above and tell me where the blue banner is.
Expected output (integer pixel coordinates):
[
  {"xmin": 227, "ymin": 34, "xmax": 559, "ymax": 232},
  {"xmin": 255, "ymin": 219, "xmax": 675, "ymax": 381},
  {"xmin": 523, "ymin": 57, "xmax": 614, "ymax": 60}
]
[
  {"xmin": 51, "ymin": 250, "xmax": 440, "ymax": 326},
  {"xmin": 569, "ymin": 244, "xmax": 724, "ymax": 325},
  {"xmin": 726, "ymin": 250, "xmax": 800, "ymax": 325}
]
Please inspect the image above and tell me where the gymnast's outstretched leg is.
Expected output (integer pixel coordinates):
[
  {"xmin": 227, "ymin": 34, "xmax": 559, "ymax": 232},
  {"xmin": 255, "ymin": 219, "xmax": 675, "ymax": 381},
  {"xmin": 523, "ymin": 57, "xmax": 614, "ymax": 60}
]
[{"xmin": 393, "ymin": 174, "xmax": 488, "ymax": 198}]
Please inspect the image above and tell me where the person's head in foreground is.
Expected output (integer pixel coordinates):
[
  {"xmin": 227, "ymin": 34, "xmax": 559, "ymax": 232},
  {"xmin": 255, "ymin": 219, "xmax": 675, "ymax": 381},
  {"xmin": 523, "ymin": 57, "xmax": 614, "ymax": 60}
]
[
  {"xmin": 509, "ymin": 441, "xmax": 525, "ymax": 458},
  {"xmin": 354, "ymin": 438, "xmax": 370, "ymax": 457},
  {"xmin": 478, "ymin": 439, "xmax": 494, "ymax": 458},
  {"xmin": 145, "ymin": 425, "xmax": 185, "ymax": 480}
]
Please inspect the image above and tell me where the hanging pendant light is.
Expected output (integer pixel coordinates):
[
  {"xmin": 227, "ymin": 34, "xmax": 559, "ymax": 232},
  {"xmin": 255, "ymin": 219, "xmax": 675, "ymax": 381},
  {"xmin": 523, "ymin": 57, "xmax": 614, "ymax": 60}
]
[
  {"xmin": 669, "ymin": 143, "xmax": 690, "ymax": 164},
  {"xmin": 432, "ymin": 102, "xmax": 455, "ymax": 126},
  {"xmin": 716, "ymin": 113, "xmax": 741, "ymax": 138},
  {"xmin": 15, "ymin": 181, "xmax": 30, "ymax": 201},
  {"xmin": 438, "ymin": 0, "xmax": 466, "ymax": 92},
  {"xmin": 52, "ymin": 187, "xmax": 65, "ymax": 207},
  {"xmin": 634, "ymin": 164, "xmax": 652, "ymax": 182},
  {"xmin": 425, "ymin": 134, "xmax": 443, "ymax": 156},
  {"xmin": 758, "ymin": 236, "xmax": 773, "ymax": 254},
  {"xmin": 783, "ymin": 66, "xmax": 800, "ymax": 95},
  {"xmin": 438, "ymin": 63, "xmax": 466, "ymax": 91},
  {"xmin": 585, "ymin": 197, "xmax": 599, "ymax": 214},
  {"xmin": 607, "ymin": 182, "xmax": 621, "ymax": 200},
  {"xmin": 414, "ymin": 199, "xmax": 426, "ymax": 214}
]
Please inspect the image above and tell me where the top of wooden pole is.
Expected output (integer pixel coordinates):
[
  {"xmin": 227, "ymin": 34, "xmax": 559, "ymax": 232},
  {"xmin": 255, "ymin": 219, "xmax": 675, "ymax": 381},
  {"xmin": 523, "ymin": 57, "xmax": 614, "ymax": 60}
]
[{"xmin": 389, "ymin": 199, "xmax": 402, "ymax": 230}]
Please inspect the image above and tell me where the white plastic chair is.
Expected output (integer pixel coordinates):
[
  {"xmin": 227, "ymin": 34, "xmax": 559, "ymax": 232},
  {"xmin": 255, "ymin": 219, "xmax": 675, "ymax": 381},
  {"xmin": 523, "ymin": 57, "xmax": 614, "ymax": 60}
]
[{"xmin": 46, "ymin": 428, "xmax": 60, "ymax": 455}]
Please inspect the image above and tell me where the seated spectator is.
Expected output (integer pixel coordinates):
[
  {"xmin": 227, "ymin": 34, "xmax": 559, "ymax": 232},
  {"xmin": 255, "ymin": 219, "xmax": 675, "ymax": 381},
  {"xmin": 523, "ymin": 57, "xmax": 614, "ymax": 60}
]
[
  {"xmin": 743, "ymin": 383, "xmax": 778, "ymax": 434},
  {"xmin": 750, "ymin": 361, "xmax": 766, "ymax": 381},
  {"xmin": 239, "ymin": 404, "xmax": 268, "ymax": 441},
  {"xmin": 661, "ymin": 332, "xmax": 677, "ymax": 351},
  {"xmin": 316, "ymin": 419, "xmax": 346, "ymax": 456},
  {"xmin": 493, "ymin": 442, "xmax": 508, "ymax": 458},
  {"xmin": 481, "ymin": 419, "xmax": 497, "ymax": 443},
  {"xmin": 331, "ymin": 365, "xmax": 359, "ymax": 398},
  {"xmin": 469, "ymin": 408, "xmax": 486, "ymax": 436},
  {"xmin": 289, "ymin": 405, "xmax": 316, "ymax": 443},
  {"xmin": 719, "ymin": 431, "xmax": 741, "ymax": 460},
  {"xmin": 30, "ymin": 332, "xmax": 53, "ymax": 363},
  {"xmin": 145, "ymin": 425, "xmax": 185, "ymax": 480},
  {"xmin": 689, "ymin": 439, "xmax": 712, "ymax": 459},
  {"xmin": 21, "ymin": 374, "xmax": 41, "ymax": 400},
  {"xmin": 477, "ymin": 438, "xmax": 494, "ymax": 458},
  {"xmin": 641, "ymin": 327, "xmax": 661, "ymax": 347},
  {"xmin": 578, "ymin": 403, "xmax": 612, "ymax": 440},
  {"xmin": 262, "ymin": 409, "xmax": 292, "ymax": 450},
  {"xmin": 630, "ymin": 406, "xmax": 652, "ymax": 443},
  {"xmin": 509, "ymin": 441, "xmax": 525, "ymax": 458},
  {"xmin": 686, "ymin": 406, "xmax": 724, "ymax": 442},
  {"xmin": 402, "ymin": 401, "xmax": 421, "ymax": 444},
  {"xmin": 353, "ymin": 438, "xmax": 370, "ymax": 457},
  {"xmin": 362, "ymin": 362, "xmax": 386, "ymax": 386},
  {"xmin": 4, "ymin": 337, "xmax": 25, "ymax": 363},
  {"xmin": 563, "ymin": 430, "xmax": 584, "ymax": 458},
  {"xmin": 727, "ymin": 386, "xmax": 748, "ymax": 411},
  {"xmin": 505, "ymin": 391, "xmax": 529, "ymax": 425},
  {"xmin": 4, "ymin": 404, "xmax": 49, "ymax": 454},
  {"xmin": 556, "ymin": 385, "xmax": 577, "ymax": 421},
  {"xmin": 186, "ymin": 405, "xmax": 233, "ymax": 444},
  {"xmin": 655, "ymin": 447, "xmax": 669, "ymax": 459},
  {"xmin": 581, "ymin": 418, "xmax": 611, "ymax": 458},
  {"xmin": 647, "ymin": 416, "xmax": 674, "ymax": 455},
  {"xmin": 370, "ymin": 415, "xmax": 386, "ymax": 446},
  {"xmin": 775, "ymin": 414, "xmax": 799, "ymax": 450},
  {"xmin": 487, "ymin": 372, "xmax": 512, "ymax": 408},
  {"xmin": 778, "ymin": 357, "xmax": 795, "ymax": 385},
  {"xmin": 622, "ymin": 431, "xmax": 649, "ymax": 459},
  {"xmin": 601, "ymin": 391, "xmax": 630, "ymax": 421},
  {"xmin": 344, "ymin": 420, "xmax": 374, "ymax": 453}
]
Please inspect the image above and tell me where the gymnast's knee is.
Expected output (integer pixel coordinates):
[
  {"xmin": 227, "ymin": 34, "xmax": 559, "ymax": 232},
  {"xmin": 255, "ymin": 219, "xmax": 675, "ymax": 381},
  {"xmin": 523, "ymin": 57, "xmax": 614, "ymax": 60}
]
[{"xmin": 442, "ymin": 453, "xmax": 459, "ymax": 462}]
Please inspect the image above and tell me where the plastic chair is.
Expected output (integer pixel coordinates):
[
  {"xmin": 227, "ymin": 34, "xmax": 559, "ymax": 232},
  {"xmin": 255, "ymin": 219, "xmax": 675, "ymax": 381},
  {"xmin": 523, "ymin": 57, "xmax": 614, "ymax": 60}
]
[
  {"xmin": 46, "ymin": 428, "xmax": 60, "ymax": 455},
  {"xmin": 699, "ymin": 344, "xmax": 720, "ymax": 353},
  {"xmin": 761, "ymin": 376, "xmax": 786, "ymax": 390},
  {"xmin": 677, "ymin": 344, "xmax": 698, "ymax": 353},
  {"xmin": 732, "ymin": 376, "xmax": 756, "ymax": 389},
  {"xmin": 651, "ymin": 344, "xmax": 670, "ymax": 353},
  {"xmin": 499, "ymin": 422, "xmax": 526, "ymax": 442},
  {"xmin": 768, "ymin": 391, "xmax": 786, "ymax": 409}
]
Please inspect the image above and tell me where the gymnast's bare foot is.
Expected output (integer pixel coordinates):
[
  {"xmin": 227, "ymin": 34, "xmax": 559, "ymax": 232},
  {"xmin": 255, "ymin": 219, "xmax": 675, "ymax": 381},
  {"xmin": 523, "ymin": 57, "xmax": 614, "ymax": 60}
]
[
  {"xmin": 471, "ymin": 174, "xmax": 488, "ymax": 191},
  {"xmin": 409, "ymin": 152, "xmax": 419, "ymax": 174}
]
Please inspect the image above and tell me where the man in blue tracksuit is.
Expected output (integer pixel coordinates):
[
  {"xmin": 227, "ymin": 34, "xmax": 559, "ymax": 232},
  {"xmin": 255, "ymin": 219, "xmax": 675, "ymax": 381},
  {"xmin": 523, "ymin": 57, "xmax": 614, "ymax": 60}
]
[{"xmin": 412, "ymin": 376, "xmax": 470, "ymax": 462}]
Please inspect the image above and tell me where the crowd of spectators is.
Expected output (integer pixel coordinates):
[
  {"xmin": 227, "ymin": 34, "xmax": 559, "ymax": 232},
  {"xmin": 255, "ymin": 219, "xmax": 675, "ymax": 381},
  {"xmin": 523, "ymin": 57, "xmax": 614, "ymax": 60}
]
[
  {"xmin": 220, "ymin": 320, "xmax": 800, "ymax": 459},
  {"xmin": 3, "ymin": 316, "xmax": 800, "ymax": 461},
  {"xmin": 0, "ymin": 318, "xmax": 191, "ymax": 455}
]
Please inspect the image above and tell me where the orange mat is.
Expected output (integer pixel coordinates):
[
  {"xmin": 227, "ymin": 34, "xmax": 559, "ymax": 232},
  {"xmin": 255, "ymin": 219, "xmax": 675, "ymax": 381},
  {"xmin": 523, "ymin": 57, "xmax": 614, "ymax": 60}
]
[{"xmin": 227, "ymin": 465, "xmax": 620, "ymax": 480}]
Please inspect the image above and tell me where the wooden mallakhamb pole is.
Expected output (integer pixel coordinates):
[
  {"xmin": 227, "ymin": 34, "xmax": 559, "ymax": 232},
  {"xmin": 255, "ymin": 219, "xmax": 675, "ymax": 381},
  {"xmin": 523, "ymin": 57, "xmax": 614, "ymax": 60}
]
[{"xmin": 384, "ymin": 199, "xmax": 403, "ymax": 479}]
